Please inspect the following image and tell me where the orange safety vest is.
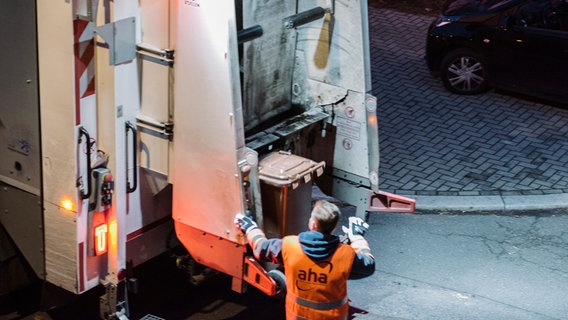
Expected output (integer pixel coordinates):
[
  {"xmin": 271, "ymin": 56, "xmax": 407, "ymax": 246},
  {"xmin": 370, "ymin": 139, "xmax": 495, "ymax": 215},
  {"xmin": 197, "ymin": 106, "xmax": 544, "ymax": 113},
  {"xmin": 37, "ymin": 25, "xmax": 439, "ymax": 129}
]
[{"xmin": 282, "ymin": 235, "xmax": 356, "ymax": 320}]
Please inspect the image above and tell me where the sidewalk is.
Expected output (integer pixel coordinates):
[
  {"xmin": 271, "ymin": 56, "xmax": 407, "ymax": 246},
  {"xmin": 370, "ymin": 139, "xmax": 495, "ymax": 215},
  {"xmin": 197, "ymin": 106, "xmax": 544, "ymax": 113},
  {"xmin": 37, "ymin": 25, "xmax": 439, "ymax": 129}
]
[{"xmin": 368, "ymin": 7, "xmax": 568, "ymax": 212}]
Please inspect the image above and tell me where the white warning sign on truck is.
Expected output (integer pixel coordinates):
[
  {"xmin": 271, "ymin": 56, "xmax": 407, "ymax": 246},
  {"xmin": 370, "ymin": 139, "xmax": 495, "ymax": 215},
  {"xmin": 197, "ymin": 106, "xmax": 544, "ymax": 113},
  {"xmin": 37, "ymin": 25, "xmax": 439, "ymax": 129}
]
[{"xmin": 336, "ymin": 116, "xmax": 361, "ymax": 141}]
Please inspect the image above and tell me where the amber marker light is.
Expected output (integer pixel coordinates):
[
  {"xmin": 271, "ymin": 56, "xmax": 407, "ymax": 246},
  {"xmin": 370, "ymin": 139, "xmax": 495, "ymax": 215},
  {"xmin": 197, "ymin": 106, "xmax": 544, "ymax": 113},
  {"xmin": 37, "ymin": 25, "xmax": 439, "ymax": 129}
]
[
  {"xmin": 367, "ymin": 115, "xmax": 377, "ymax": 126},
  {"xmin": 61, "ymin": 198, "xmax": 75, "ymax": 212}
]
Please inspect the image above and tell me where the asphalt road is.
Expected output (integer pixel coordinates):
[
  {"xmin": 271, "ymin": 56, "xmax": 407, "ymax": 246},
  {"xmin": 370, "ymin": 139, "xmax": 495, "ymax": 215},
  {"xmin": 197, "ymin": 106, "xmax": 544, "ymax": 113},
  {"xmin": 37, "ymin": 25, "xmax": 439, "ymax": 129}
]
[{"xmin": 349, "ymin": 209, "xmax": 568, "ymax": 320}]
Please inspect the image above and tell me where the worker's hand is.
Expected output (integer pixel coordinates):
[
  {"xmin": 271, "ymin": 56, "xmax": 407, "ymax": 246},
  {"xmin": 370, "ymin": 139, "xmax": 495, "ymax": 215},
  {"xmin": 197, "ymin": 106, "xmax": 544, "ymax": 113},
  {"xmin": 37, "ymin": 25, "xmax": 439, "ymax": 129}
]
[
  {"xmin": 234, "ymin": 213, "xmax": 258, "ymax": 234},
  {"xmin": 341, "ymin": 216, "xmax": 369, "ymax": 242}
]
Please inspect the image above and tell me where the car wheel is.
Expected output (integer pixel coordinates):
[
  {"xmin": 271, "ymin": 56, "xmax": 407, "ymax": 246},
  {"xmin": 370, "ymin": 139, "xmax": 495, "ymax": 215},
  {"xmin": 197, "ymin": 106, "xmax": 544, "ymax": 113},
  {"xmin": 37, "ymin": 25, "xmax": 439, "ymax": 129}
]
[{"xmin": 440, "ymin": 48, "xmax": 490, "ymax": 95}]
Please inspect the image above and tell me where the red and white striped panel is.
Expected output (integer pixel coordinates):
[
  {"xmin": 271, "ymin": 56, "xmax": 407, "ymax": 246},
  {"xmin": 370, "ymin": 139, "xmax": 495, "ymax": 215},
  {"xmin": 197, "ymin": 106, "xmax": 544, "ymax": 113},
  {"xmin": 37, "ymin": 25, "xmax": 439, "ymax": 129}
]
[{"xmin": 73, "ymin": 19, "xmax": 96, "ymax": 125}]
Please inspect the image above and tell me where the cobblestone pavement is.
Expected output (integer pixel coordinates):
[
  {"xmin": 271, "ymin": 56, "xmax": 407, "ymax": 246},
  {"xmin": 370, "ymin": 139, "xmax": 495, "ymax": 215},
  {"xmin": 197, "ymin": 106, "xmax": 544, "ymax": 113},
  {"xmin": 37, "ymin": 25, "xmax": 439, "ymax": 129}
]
[{"xmin": 369, "ymin": 8, "xmax": 568, "ymax": 197}]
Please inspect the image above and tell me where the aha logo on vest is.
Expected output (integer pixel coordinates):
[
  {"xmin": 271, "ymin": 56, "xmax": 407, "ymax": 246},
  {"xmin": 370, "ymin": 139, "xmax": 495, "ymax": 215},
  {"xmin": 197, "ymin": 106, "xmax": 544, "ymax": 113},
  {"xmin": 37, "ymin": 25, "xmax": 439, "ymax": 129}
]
[{"xmin": 296, "ymin": 261, "xmax": 333, "ymax": 291}]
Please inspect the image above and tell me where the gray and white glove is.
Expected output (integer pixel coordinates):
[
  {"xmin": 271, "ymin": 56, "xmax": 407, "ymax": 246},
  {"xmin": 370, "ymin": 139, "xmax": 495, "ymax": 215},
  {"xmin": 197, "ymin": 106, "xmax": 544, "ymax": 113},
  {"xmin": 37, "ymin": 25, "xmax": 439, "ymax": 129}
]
[
  {"xmin": 342, "ymin": 216, "xmax": 369, "ymax": 242},
  {"xmin": 234, "ymin": 213, "xmax": 258, "ymax": 234}
]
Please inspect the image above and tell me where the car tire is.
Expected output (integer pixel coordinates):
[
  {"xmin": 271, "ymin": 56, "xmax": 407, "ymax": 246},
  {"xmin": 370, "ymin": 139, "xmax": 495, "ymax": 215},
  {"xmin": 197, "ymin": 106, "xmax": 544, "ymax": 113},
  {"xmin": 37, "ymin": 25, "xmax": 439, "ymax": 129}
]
[{"xmin": 440, "ymin": 48, "xmax": 490, "ymax": 95}]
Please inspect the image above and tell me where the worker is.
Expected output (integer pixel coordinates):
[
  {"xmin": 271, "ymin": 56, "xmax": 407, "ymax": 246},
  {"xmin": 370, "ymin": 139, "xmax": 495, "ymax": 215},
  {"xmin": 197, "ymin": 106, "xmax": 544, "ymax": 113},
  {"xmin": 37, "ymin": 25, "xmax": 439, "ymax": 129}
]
[{"xmin": 234, "ymin": 199, "xmax": 375, "ymax": 320}]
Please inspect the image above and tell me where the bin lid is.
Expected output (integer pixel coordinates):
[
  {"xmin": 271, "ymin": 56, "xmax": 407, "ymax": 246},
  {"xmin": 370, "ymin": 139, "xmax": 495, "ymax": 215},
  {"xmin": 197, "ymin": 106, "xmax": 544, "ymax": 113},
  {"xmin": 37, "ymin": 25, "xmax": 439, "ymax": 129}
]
[{"xmin": 258, "ymin": 151, "xmax": 325, "ymax": 189}]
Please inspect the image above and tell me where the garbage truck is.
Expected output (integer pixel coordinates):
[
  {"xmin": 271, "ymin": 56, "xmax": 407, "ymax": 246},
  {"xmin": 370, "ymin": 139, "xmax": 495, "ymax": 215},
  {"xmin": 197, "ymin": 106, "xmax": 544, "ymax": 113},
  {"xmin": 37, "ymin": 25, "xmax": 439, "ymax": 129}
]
[{"xmin": 0, "ymin": 0, "xmax": 414, "ymax": 318}]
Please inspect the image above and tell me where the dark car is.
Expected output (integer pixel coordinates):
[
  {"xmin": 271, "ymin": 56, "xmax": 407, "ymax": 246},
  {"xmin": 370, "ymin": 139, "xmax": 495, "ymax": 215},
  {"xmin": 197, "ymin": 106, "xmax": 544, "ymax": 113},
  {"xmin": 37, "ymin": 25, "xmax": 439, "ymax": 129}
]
[{"xmin": 426, "ymin": 0, "xmax": 568, "ymax": 104}]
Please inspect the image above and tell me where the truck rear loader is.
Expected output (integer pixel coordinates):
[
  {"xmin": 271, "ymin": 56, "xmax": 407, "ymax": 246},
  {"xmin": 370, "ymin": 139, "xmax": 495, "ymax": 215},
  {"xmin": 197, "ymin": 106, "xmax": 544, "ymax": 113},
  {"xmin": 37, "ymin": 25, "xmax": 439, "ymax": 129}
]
[{"xmin": 0, "ymin": 0, "xmax": 414, "ymax": 318}]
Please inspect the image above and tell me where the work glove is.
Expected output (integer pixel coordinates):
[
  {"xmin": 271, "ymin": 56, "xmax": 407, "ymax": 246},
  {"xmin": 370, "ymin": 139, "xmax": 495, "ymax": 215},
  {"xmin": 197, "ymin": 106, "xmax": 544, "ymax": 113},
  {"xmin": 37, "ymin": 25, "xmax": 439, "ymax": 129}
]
[
  {"xmin": 234, "ymin": 213, "xmax": 258, "ymax": 235},
  {"xmin": 342, "ymin": 216, "xmax": 369, "ymax": 242}
]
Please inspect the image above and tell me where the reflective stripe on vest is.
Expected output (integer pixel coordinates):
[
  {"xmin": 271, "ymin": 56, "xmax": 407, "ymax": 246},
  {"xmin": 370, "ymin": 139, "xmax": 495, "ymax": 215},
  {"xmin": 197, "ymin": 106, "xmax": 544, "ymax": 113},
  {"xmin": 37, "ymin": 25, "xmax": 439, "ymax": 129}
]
[
  {"xmin": 293, "ymin": 314, "xmax": 347, "ymax": 320},
  {"xmin": 295, "ymin": 295, "xmax": 348, "ymax": 310}
]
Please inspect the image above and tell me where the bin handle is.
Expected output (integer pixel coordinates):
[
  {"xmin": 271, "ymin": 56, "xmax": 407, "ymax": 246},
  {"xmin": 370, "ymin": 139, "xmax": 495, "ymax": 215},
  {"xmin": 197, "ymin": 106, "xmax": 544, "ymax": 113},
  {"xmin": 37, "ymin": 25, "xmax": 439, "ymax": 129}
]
[{"xmin": 260, "ymin": 161, "xmax": 325, "ymax": 188}]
